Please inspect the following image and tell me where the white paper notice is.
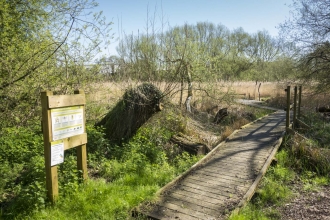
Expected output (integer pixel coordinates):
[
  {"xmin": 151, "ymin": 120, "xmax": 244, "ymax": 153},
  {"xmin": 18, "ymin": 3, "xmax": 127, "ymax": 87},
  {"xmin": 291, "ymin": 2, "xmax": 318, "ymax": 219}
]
[
  {"xmin": 51, "ymin": 106, "xmax": 84, "ymax": 141},
  {"xmin": 51, "ymin": 141, "xmax": 64, "ymax": 166}
]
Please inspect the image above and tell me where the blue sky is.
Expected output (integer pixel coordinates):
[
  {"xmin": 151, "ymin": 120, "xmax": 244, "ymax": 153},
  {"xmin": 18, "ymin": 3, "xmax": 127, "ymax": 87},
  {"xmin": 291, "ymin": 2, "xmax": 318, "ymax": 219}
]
[{"xmin": 95, "ymin": 0, "xmax": 292, "ymax": 57}]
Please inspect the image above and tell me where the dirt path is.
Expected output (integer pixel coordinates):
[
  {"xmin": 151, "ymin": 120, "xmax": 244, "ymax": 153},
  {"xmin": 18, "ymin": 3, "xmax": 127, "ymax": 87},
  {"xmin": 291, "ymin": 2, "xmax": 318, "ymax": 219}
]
[
  {"xmin": 236, "ymin": 99, "xmax": 282, "ymax": 111},
  {"xmin": 279, "ymin": 185, "xmax": 330, "ymax": 220}
]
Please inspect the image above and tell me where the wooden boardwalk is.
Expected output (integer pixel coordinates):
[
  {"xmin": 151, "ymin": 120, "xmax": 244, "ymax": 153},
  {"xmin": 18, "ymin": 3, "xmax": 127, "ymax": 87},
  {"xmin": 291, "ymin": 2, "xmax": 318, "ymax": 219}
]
[{"xmin": 141, "ymin": 110, "xmax": 287, "ymax": 219}]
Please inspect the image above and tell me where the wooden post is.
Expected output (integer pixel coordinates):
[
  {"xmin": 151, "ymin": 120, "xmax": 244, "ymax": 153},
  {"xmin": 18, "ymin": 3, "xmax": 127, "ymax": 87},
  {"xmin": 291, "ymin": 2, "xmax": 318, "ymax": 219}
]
[
  {"xmin": 258, "ymin": 83, "xmax": 261, "ymax": 101},
  {"xmin": 293, "ymin": 86, "xmax": 298, "ymax": 130},
  {"xmin": 285, "ymin": 86, "xmax": 291, "ymax": 129},
  {"xmin": 41, "ymin": 90, "xmax": 88, "ymax": 202},
  {"xmin": 254, "ymin": 81, "xmax": 257, "ymax": 100},
  {"xmin": 41, "ymin": 91, "xmax": 59, "ymax": 203},
  {"xmin": 298, "ymin": 86, "xmax": 302, "ymax": 119},
  {"xmin": 74, "ymin": 90, "xmax": 88, "ymax": 181}
]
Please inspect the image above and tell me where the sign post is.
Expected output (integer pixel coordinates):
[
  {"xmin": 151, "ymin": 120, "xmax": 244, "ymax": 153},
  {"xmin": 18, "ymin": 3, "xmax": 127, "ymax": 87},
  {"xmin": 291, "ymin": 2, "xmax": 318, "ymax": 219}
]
[{"xmin": 41, "ymin": 90, "xmax": 88, "ymax": 203}]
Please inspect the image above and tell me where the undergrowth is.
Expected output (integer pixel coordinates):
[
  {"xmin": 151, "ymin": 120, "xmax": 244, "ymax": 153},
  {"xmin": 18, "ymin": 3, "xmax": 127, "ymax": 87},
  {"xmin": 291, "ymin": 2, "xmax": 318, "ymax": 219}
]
[
  {"xmin": 0, "ymin": 102, "xmax": 280, "ymax": 219},
  {"xmin": 0, "ymin": 106, "xmax": 201, "ymax": 219}
]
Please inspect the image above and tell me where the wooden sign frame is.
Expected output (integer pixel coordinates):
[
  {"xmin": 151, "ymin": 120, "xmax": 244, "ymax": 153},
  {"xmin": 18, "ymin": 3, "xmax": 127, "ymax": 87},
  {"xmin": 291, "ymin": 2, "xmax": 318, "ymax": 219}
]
[{"xmin": 41, "ymin": 90, "xmax": 88, "ymax": 203}]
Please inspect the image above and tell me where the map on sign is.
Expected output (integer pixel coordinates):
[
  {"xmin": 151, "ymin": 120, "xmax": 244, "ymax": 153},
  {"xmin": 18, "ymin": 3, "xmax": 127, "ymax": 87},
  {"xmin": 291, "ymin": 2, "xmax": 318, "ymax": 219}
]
[
  {"xmin": 51, "ymin": 106, "xmax": 84, "ymax": 141},
  {"xmin": 51, "ymin": 140, "xmax": 64, "ymax": 166}
]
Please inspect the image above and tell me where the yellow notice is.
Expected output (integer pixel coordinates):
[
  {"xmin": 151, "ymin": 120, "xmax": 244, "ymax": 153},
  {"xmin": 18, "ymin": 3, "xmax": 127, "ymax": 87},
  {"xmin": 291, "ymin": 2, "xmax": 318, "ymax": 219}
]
[
  {"xmin": 51, "ymin": 140, "xmax": 64, "ymax": 166},
  {"xmin": 51, "ymin": 106, "xmax": 84, "ymax": 141}
]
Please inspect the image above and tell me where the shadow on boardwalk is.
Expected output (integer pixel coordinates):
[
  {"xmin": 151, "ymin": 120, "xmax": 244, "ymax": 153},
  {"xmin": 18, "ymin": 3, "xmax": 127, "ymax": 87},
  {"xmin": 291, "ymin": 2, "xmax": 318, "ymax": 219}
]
[{"xmin": 140, "ymin": 111, "xmax": 287, "ymax": 220}]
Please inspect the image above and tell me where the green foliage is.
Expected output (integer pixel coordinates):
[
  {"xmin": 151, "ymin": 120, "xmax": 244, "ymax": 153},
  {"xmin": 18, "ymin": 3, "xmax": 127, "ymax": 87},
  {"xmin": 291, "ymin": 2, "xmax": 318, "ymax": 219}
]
[
  {"xmin": 86, "ymin": 125, "xmax": 111, "ymax": 159},
  {"xmin": 256, "ymin": 177, "xmax": 291, "ymax": 206},
  {"xmin": 0, "ymin": 126, "xmax": 45, "ymax": 209},
  {"xmin": 0, "ymin": 126, "xmax": 44, "ymax": 164},
  {"xmin": 0, "ymin": 0, "xmax": 112, "ymax": 129},
  {"xmin": 173, "ymin": 152, "xmax": 202, "ymax": 174},
  {"xmin": 229, "ymin": 204, "xmax": 269, "ymax": 220},
  {"xmin": 302, "ymin": 112, "xmax": 330, "ymax": 148},
  {"xmin": 0, "ymin": 104, "xmax": 201, "ymax": 219},
  {"xmin": 6, "ymin": 155, "xmax": 47, "ymax": 215},
  {"xmin": 301, "ymin": 171, "xmax": 330, "ymax": 192},
  {"xmin": 115, "ymin": 21, "xmax": 296, "ymax": 84}
]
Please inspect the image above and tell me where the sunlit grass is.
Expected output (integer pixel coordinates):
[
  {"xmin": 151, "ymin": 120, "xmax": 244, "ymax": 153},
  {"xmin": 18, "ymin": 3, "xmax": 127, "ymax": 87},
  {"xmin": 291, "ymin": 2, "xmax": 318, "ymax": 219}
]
[{"xmin": 29, "ymin": 179, "xmax": 158, "ymax": 220}]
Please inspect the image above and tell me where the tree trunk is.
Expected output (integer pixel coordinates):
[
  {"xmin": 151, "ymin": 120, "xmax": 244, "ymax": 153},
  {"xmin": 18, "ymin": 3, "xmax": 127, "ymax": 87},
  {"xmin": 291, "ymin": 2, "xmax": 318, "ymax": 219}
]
[
  {"xmin": 185, "ymin": 65, "xmax": 192, "ymax": 112},
  {"xmin": 179, "ymin": 76, "xmax": 184, "ymax": 107}
]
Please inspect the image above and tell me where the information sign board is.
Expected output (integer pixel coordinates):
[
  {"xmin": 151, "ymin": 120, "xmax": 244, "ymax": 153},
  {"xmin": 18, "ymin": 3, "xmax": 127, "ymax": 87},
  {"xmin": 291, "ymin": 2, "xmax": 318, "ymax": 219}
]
[{"xmin": 51, "ymin": 106, "xmax": 84, "ymax": 141}]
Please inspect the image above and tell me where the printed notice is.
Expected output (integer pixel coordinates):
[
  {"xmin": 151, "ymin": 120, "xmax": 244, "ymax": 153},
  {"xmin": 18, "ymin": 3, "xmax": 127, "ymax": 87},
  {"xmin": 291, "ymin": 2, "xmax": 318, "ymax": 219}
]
[
  {"xmin": 51, "ymin": 140, "xmax": 64, "ymax": 166},
  {"xmin": 51, "ymin": 106, "xmax": 84, "ymax": 141}
]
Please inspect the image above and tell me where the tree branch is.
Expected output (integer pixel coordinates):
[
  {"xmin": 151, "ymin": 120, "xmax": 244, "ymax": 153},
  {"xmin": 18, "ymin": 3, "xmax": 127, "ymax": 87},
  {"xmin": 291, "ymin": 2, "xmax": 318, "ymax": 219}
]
[{"xmin": 0, "ymin": 17, "xmax": 75, "ymax": 90}]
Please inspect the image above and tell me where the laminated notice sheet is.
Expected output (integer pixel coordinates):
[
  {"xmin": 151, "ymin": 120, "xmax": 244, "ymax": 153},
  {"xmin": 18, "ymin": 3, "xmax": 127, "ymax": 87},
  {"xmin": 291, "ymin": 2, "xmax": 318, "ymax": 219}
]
[{"xmin": 51, "ymin": 106, "xmax": 84, "ymax": 141}]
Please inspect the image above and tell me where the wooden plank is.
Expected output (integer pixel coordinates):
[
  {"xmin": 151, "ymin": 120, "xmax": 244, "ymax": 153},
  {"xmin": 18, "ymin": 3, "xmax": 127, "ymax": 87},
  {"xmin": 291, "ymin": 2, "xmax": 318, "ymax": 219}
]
[
  {"xmin": 208, "ymin": 155, "xmax": 268, "ymax": 164},
  {"xmin": 177, "ymin": 181, "xmax": 240, "ymax": 198},
  {"xmin": 157, "ymin": 201, "xmax": 217, "ymax": 219},
  {"xmin": 213, "ymin": 149, "xmax": 270, "ymax": 158},
  {"xmin": 286, "ymin": 86, "xmax": 291, "ymax": 128},
  {"xmin": 162, "ymin": 195, "xmax": 221, "ymax": 217},
  {"xmin": 202, "ymin": 160, "xmax": 265, "ymax": 171},
  {"xmin": 197, "ymin": 168, "xmax": 255, "ymax": 179},
  {"xmin": 206, "ymin": 156, "xmax": 267, "ymax": 165},
  {"xmin": 189, "ymin": 171, "xmax": 252, "ymax": 185},
  {"xmin": 186, "ymin": 174, "xmax": 252, "ymax": 191},
  {"xmin": 216, "ymin": 150, "xmax": 271, "ymax": 158},
  {"xmin": 296, "ymin": 119, "xmax": 310, "ymax": 129},
  {"xmin": 170, "ymin": 190, "xmax": 231, "ymax": 206},
  {"xmin": 205, "ymin": 164, "xmax": 259, "ymax": 173},
  {"xmin": 183, "ymin": 177, "xmax": 237, "ymax": 193},
  {"xmin": 48, "ymin": 94, "xmax": 86, "ymax": 108},
  {"xmin": 63, "ymin": 133, "xmax": 87, "ymax": 150},
  {"xmin": 180, "ymin": 182, "xmax": 237, "ymax": 198},
  {"xmin": 41, "ymin": 91, "xmax": 58, "ymax": 203},
  {"xmin": 214, "ymin": 156, "xmax": 269, "ymax": 164},
  {"xmin": 74, "ymin": 90, "xmax": 88, "ymax": 181},
  {"xmin": 219, "ymin": 143, "xmax": 273, "ymax": 150},
  {"xmin": 209, "ymin": 157, "xmax": 265, "ymax": 164},
  {"xmin": 232, "ymin": 131, "xmax": 285, "ymax": 215},
  {"xmin": 191, "ymin": 168, "xmax": 252, "ymax": 182},
  {"xmin": 293, "ymin": 86, "xmax": 298, "ymax": 129},
  {"xmin": 298, "ymin": 86, "xmax": 302, "ymax": 119},
  {"xmin": 207, "ymin": 160, "xmax": 266, "ymax": 169},
  {"xmin": 173, "ymin": 183, "xmax": 237, "ymax": 200},
  {"xmin": 200, "ymin": 166, "xmax": 261, "ymax": 178},
  {"xmin": 148, "ymin": 204, "xmax": 199, "ymax": 220},
  {"xmin": 168, "ymin": 191, "xmax": 225, "ymax": 211}
]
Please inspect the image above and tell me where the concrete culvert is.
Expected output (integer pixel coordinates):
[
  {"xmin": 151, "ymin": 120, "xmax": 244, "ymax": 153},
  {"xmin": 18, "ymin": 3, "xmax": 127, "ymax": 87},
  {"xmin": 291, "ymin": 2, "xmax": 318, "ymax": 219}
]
[{"xmin": 95, "ymin": 83, "xmax": 163, "ymax": 143}]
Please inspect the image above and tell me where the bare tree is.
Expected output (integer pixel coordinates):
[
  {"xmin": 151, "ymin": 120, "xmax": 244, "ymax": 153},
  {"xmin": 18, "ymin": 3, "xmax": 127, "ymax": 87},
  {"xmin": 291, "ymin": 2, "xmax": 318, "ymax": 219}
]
[{"xmin": 280, "ymin": 0, "xmax": 330, "ymax": 91}]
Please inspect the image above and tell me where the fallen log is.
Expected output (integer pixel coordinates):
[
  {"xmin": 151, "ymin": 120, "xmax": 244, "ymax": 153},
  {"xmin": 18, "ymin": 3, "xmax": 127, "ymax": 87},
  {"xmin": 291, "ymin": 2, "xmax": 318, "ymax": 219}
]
[
  {"xmin": 171, "ymin": 133, "xmax": 210, "ymax": 155},
  {"xmin": 95, "ymin": 83, "xmax": 163, "ymax": 143}
]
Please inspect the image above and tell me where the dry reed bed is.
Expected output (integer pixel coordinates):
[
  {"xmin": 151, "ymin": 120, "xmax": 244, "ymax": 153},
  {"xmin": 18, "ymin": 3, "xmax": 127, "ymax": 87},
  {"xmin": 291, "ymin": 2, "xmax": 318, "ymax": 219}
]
[{"xmin": 86, "ymin": 81, "xmax": 330, "ymax": 115}]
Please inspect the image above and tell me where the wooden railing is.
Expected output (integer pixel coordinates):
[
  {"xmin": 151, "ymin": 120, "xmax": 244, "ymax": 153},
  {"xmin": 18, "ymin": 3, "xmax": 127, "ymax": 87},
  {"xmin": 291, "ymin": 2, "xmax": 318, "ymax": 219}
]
[{"xmin": 284, "ymin": 86, "xmax": 310, "ymax": 135}]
